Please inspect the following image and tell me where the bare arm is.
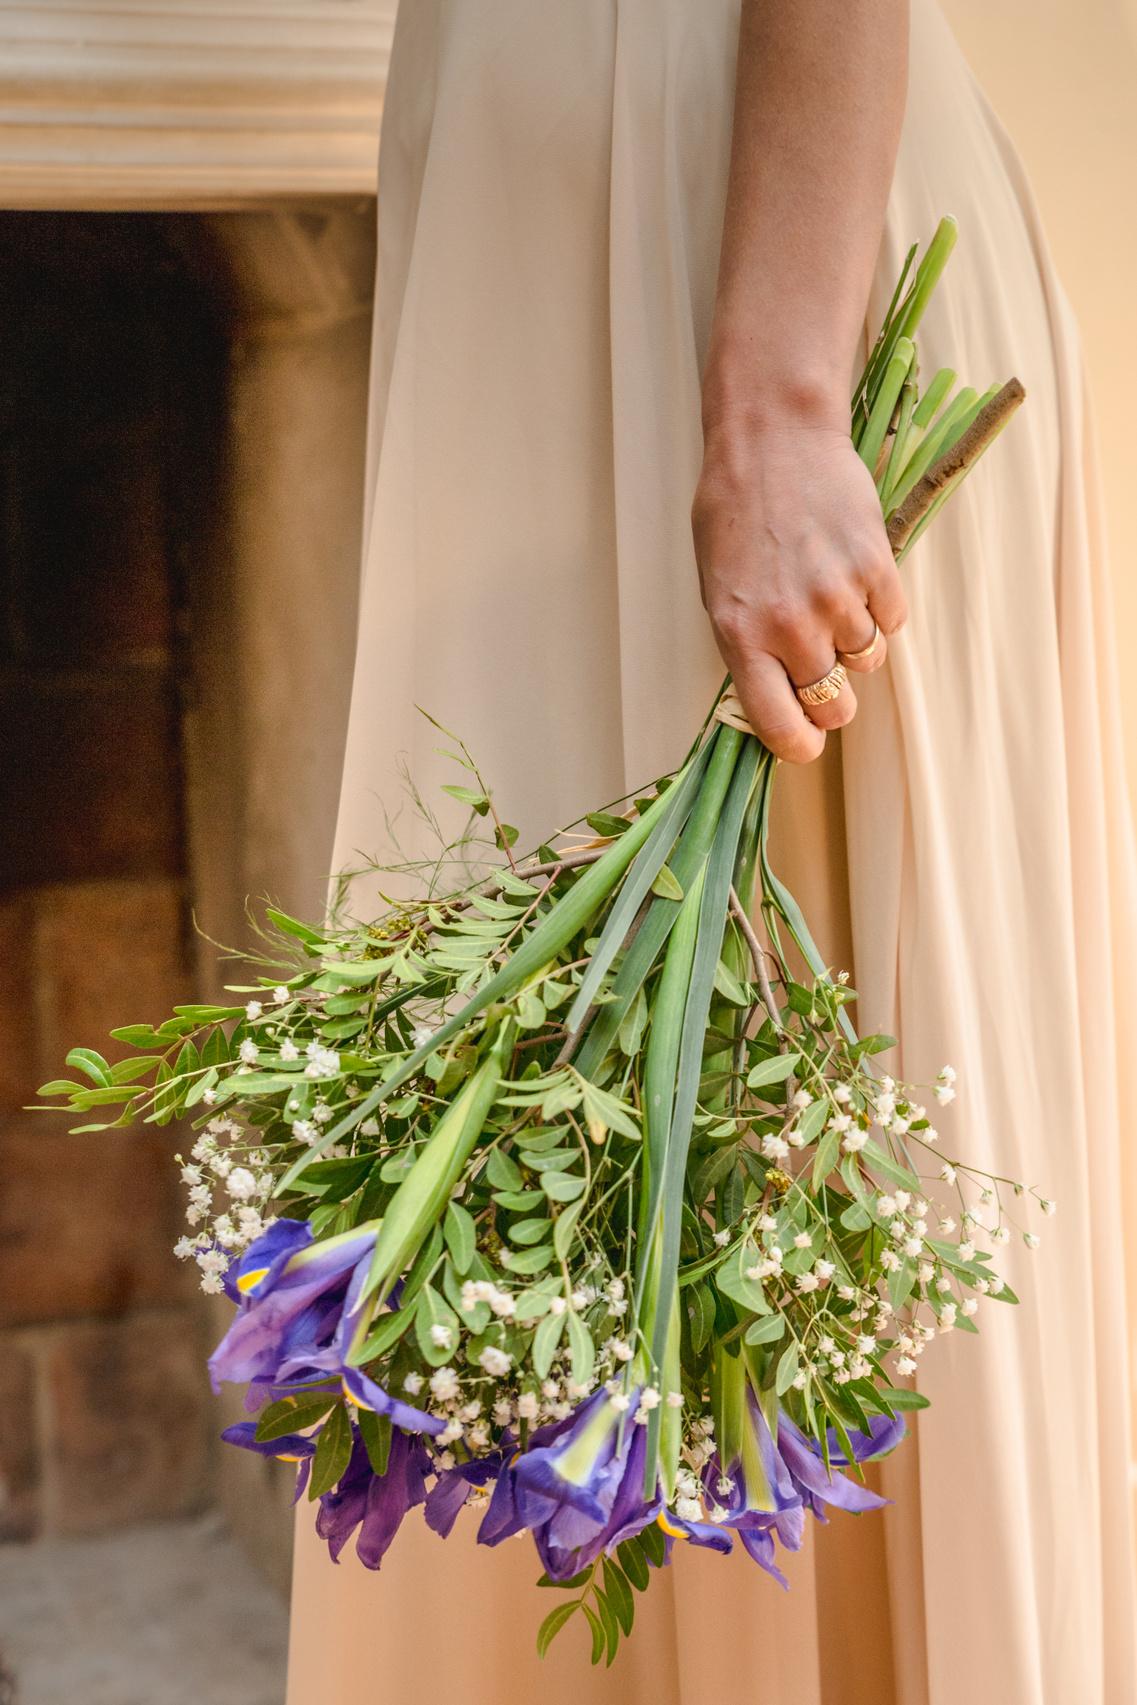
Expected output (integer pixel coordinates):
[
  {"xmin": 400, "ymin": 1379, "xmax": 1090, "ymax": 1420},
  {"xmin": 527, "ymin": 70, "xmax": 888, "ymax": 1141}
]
[{"xmin": 693, "ymin": 0, "xmax": 910, "ymax": 761}]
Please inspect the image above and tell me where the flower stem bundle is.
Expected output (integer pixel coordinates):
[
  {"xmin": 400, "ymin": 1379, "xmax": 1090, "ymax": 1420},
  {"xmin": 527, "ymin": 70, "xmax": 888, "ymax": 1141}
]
[{"xmin": 41, "ymin": 220, "xmax": 1047, "ymax": 1663}]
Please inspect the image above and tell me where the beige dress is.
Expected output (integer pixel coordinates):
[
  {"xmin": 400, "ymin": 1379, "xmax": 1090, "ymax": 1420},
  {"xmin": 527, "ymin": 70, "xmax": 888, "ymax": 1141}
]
[{"xmin": 286, "ymin": 3, "xmax": 1137, "ymax": 1700}]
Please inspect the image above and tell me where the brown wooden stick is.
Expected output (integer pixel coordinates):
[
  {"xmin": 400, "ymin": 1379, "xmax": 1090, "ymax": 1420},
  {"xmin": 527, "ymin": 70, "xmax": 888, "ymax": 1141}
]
[{"xmin": 886, "ymin": 377, "xmax": 1025, "ymax": 555}]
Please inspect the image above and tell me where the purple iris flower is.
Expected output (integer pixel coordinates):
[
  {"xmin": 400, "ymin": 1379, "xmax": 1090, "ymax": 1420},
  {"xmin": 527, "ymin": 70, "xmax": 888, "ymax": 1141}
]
[
  {"xmin": 316, "ymin": 1428, "xmax": 431, "ymax": 1568},
  {"xmin": 424, "ymin": 1448, "xmax": 509, "ymax": 1538},
  {"xmin": 478, "ymin": 1392, "xmax": 661, "ymax": 1581},
  {"xmin": 208, "ymin": 1220, "xmax": 442, "ymax": 1435},
  {"xmin": 777, "ymin": 1411, "xmax": 904, "ymax": 1519},
  {"xmin": 661, "ymin": 1403, "xmax": 905, "ymax": 1589},
  {"xmin": 221, "ymin": 1419, "xmax": 317, "ymax": 1501}
]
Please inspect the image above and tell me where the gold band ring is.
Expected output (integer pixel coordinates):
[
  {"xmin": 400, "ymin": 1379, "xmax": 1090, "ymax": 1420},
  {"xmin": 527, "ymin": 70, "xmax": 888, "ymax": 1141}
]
[
  {"xmin": 838, "ymin": 620, "xmax": 881, "ymax": 665},
  {"xmin": 795, "ymin": 661, "xmax": 848, "ymax": 709}
]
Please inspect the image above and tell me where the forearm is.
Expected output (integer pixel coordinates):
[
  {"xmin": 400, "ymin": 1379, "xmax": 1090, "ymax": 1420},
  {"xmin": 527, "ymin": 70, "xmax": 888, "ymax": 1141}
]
[{"xmin": 703, "ymin": 0, "xmax": 909, "ymax": 438}]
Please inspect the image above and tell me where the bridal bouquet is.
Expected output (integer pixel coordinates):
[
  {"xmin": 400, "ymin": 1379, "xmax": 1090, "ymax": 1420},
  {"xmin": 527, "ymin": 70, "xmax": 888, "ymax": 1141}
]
[{"xmin": 43, "ymin": 220, "xmax": 1047, "ymax": 1662}]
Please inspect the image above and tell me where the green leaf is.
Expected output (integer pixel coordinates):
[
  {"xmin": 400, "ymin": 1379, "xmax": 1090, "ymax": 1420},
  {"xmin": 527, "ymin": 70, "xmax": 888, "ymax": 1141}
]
[
  {"xmin": 775, "ymin": 1340, "xmax": 800, "ymax": 1396},
  {"xmin": 602, "ymin": 1559, "xmax": 634, "ymax": 1635},
  {"xmin": 542, "ymin": 1171, "xmax": 586, "ymax": 1202},
  {"xmin": 746, "ymin": 1054, "xmax": 799, "ymax": 1089},
  {"xmin": 583, "ymin": 1604, "xmax": 605, "ymax": 1666},
  {"xmin": 443, "ymin": 1200, "xmax": 476, "ymax": 1275},
  {"xmin": 712, "ymin": 960, "xmax": 749, "ymax": 1005},
  {"xmin": 508, "ymin": 1217, "xmax": 553, "ymax": 1246},
  {"xmin": 877, "ymin": 1385, "xmax": 930, "ymax": 1412},
  {"xmin": 415, "ymin": 1284, "xmax": 460, "ymax": 1366},
  {"xmin": 715, "ymin": 1243, "xmax": 771, "ymax": 1315},
  {"xmin": 567, "ymin": 1309, "xmax": 595, "ymax": 1387},
  {"xmin": 616, "ymin": 1539, "xmax": 650, "ymax": 1591},
  {"xmin": 585, "ymin": 811, "xmax": 632, "ymax": 839},
  {"xmin": 254, "ymin": 1393, "xmax": 336, "ymax": 1442},
  {"xmin": 501, "ymin": 1244, "xmax": 554, "ymax": 1274},
  {"xmin": 442, "ymin": 783, "xmax": 491, "ymax": 816},
  {"xmin": 794, "ymin": 1099, "xmax": 828, "ymax": 1146},
  {"xmin": 109, "ymin": 1024, "xmax": 165, "ymax": 1049},
  {"xmin": 184, "ymin": 1066, "xmax": 219, "ymax": 1108},
  {"xmin": 266, "ymin": 907, "xmax": 326, "ymax": 946},
  {"xmin": 744, "ymin": 1313, "xmax": 786, "ymax": 1347},
  {"xmin": 650, "ymin": 864, "xmax": 684, "ymax": 901},
  {"xmin": 536, "ymin": 1601, "xmax": 580, "ymax": 1659},
  {"xmin": 308, "ymin": 1404, "xmax": 353, "ymax": 1498},
  {"xmin": 862, "ymin": 1137, "xmax": 922, "ymax": 1191},
  {"xmin": 685, "ymin": 1283, "xmax": 716, "ymax": 1354},
  {"xmin": 37, "ymin": 1079, "xmax": 83, "ymax": 1097},
  {"xmin": 65, "ymin": 1048, "xmax": 112, "ymax": 1087},
  {"xmin": 553, "ymin": 1202, "xmax": 583, "ymax": 1261},
  {"xmin": 356, "ymin": 1407, "xmax": 392, "ymax": 1476},
  {"xmin": 639, "ymin": 1522, "xmax": 666, "ymax": 1567},
  {"xmin": 811, "ymin": 1126, "xmax": 841, "ymax": 1189},
  {"xmin": 533, "ymin": 1309, "xmax": 567, "ymax": 1379},
  {"xmin": 578, "ymin": 1080, "xmax": 641, "ymax": 1144},
  {"xmin": 594, "ymin": 1587, "xmax": 620, "ymax": 1665},
  {"xmin": 486, "ymin": 1148, "xmax": 524, "ymax": 1191}
]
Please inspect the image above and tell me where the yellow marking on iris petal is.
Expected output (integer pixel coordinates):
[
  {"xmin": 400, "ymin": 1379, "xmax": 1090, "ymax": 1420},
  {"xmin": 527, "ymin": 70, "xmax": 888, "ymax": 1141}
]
[
  {"xmin": 342, "ymin": 1379, "xmax": 373, "ymax": 1411},
  {"xmin": 276, "ymin": 1453, "xmax": 302, "ymax": 1462},
  {"xmin": 237, "ymin": 1267, "xmax": 269, "ymax": 1294},
  {"xmin": 657, "ymin": 1511, "xmax": 688, "ymax": 1540}
]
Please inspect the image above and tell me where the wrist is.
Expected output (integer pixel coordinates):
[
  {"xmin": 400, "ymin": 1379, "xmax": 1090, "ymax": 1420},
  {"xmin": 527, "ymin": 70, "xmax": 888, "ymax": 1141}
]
[{"xmin": 700, "ymin": 343, "xmax": 851, "ymax": 444}]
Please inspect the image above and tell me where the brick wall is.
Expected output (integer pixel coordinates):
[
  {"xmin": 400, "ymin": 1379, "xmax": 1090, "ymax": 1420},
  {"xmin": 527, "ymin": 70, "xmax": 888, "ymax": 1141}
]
[{"xmin": 0, "ymin": 216, "xmax": 226, "ymax": 1540}]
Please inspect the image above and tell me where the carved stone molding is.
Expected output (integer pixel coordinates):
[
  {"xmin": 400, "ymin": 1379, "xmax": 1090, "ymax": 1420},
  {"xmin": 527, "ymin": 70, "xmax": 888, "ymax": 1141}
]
[{"xmin": 0, "ymin": 0, "xmax": 397, "ymax": 209}]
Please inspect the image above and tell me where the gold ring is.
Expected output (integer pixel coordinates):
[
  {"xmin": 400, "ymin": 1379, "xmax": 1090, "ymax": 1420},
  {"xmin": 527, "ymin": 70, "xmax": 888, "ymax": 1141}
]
[
  {"xmin": 838, "ymin": 620, "xmax": 881, "ymax": 665},
  {"xmin": 795, "ymin": 661, "xmax": 848, "ymax": 708}
]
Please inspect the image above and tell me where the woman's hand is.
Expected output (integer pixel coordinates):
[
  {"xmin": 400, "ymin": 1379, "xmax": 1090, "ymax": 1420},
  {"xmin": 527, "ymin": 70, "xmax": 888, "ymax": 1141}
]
[{"xmin": 692, "ymin": 411, "xmax": 907, "ymax": 762}]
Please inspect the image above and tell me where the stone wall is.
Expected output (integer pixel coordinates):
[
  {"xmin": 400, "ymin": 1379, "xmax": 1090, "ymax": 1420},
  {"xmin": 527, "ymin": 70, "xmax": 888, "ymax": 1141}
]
[{"xmin": 0, "ymin": 215, "xmax": 224, "ymax": 1541}]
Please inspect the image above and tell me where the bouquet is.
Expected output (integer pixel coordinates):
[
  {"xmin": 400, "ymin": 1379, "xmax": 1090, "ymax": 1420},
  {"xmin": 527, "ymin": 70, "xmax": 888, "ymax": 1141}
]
[{"xmin": 42, "ymin": 219, "xmax": 1048, "ymax": 1663}]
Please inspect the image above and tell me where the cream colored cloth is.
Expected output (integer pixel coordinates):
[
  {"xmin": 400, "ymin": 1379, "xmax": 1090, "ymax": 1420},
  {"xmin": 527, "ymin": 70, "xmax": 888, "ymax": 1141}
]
[{"xmin": 286, "ymin": 3, "xmax": 1137, "ymax": 1700}]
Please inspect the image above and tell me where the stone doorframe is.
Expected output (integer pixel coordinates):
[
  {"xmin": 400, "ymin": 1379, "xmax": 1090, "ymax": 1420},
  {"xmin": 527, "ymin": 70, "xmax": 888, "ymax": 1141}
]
[
  {"xmin": 0, "ymin": 0, "xmax": 396, "ymax": 208},
  {"xmin": 0, "ymin": 0, "xmax": 398, "ymax": 1590}
]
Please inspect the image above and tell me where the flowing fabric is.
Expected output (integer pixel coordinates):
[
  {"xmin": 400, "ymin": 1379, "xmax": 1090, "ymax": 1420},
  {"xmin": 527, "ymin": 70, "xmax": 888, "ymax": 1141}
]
[{"xmin": 285, "ymin": 2, "xmax": 1137, "ymax": 1700}]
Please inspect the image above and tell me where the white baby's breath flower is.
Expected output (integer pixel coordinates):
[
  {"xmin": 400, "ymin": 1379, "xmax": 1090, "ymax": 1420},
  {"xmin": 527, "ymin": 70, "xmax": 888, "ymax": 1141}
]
[
  {"xmin": 934, "ymin": 1083, "xmax": 956, "ymax": 1106},
  {"xmin": 238, "ymin": 1039, "xmax": 259, "ymax": 1065},
  {"xmin": 430, "ymin": 1324, "xmax": 454, "ymax": 1350},
  {"xmin": 791, "ymin": 1088, "xmax": 811, "ymax": 1111},
  {"xmin": 958, "ymin": 1240, "xmax": 976, "ymax": 1261},
  {"xmin": 814, "ymin": 1259, "xmax": 836, "ymax": 1282},
  {"xmin": 226, "ymin": 1167, "xmax": 259, "ymax": 1201},
  {"xmin": 1024, "ymin": 1232, "xmax": 1040, "ymax": 1249},
  {"xmin": 245, "ymin": 1000, "xmax": 263, "ymax": 1021},
  {"xmin": 608, "ymin": 1392, "xmax": 631, "ymax": 1414},
  {"xmin": 479, "ymin": 1346, "xmax": 512, "ymax": 1377},
  {"xmin": 429, "ymin": 1367, "xmax": 460, "ymax": 1402},
  {"xmin": 713, "ymin": 1228, "xmax": 730, "ymax": 1247},
  {"xmin": 961, "ymin": 1297, "xmax": 979, "ymax": 1317},
  {"xmin": 273, "ymin": 986, "xmax": 291, "ymax": 1004},
  {"xmin": 1040, "ymin": 1198, "xmax": 1057, "ymax": 1217},
  {"xmin": 793, "ymin": 1232, "xmax": 812, "ymax": 1250},
  {"xmin": 895, "ymin": 1355, "xmax": 918, "ymax": 1376},
  {"xmin": 796, "ymin": 1272, "xmax": 820, "ymax": 1294},
  {"xmin": 842, "ymin": 1131, "xmax": 868, "ymax": 1154},
  {"xmin": 548, "ymin": 1296, "xmax": 567, "ymax": 1316},
  {"xmin": 404, "ymin": 1372, "xmax": 424, "ymax": 1395},
  {"xmin": 173, "ymin": 1237, "xmax": 196, "ymax": 1260},
  {"xmin": 517, "ymin": 1392, "xmax": 540, "ymax": 1420},
  {"xmin": 279, "ymin": 1039, "xmax": 299, "ymax": 1063}
]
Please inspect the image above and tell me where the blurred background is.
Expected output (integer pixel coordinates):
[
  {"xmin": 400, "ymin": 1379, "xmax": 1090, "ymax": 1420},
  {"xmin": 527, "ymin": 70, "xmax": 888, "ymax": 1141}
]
[{"xmin": 0, "ymin": 3, "xmax": 1133, "ymax": 1702}]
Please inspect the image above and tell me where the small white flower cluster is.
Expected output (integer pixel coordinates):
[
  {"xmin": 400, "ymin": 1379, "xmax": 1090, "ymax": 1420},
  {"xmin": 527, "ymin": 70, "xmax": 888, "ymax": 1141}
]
[{"xmin": 173, "ymin": 1118, "xmax": 276, "ymax": 1294}]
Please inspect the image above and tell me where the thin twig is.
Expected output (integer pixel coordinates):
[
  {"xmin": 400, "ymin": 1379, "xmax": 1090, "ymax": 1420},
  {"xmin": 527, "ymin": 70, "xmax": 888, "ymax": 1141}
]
[
  {"xmin": 886, "ymin": 377, "xmax": 1025, "ymax": 554},
  {"xmin": 728, "ymin": 885, "xmax": 783, "ymax": 1033}
]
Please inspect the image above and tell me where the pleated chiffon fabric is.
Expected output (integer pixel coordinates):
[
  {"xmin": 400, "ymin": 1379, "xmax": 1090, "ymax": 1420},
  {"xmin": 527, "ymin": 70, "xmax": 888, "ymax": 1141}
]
[{"xmin": 286, "ymin": 3, "xmax": 1137, "ymax": 1700}]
